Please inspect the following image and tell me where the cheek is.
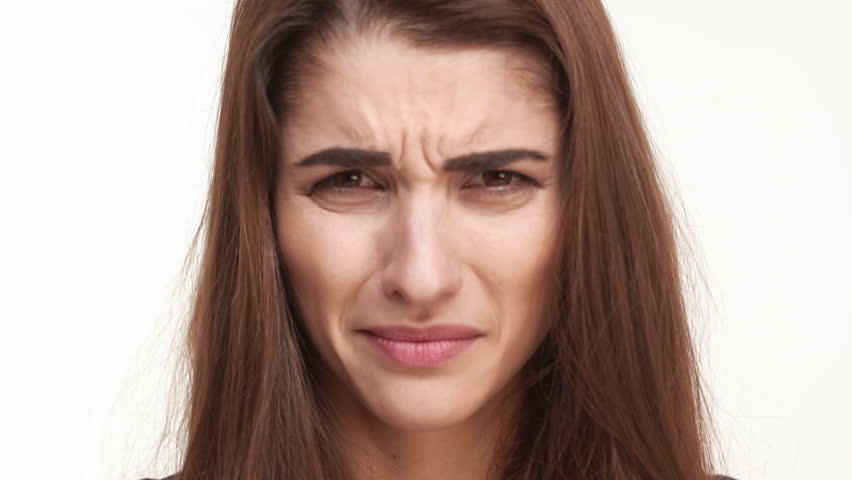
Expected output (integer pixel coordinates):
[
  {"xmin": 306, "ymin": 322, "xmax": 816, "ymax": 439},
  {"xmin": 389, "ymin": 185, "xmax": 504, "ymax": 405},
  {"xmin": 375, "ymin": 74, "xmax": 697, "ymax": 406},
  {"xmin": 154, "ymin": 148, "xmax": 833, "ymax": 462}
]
[
  {"xmin": 466, "ymin": 205, "xmax": 558, "ymax": 348},
  {"xmin": 275, "ymin": 200, "xmax": 376, "ymax": 340}
]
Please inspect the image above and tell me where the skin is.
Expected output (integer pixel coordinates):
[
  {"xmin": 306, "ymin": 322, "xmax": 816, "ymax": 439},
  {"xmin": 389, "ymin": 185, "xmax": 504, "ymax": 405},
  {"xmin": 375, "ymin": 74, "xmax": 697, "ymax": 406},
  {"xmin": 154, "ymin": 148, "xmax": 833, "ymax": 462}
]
[{"xmin": 274, "ymin": 33, "xmax": 562, "ymax": 479}]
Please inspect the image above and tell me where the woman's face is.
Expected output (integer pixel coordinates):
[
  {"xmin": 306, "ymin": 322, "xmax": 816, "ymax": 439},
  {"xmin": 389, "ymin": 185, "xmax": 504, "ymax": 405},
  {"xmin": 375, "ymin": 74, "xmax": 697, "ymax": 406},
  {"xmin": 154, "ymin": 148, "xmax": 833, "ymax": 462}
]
[{"xmin": 275, "ymin": 35, "xmax": 561, "ymax": 430}]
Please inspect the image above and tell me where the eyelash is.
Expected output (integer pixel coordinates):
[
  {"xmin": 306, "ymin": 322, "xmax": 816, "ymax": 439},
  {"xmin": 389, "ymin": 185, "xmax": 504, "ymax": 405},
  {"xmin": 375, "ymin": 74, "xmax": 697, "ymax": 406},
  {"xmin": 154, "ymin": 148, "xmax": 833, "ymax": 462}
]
[{"xmin": 309, "ymin": 169, "xmax": 539, "ymax": 196}]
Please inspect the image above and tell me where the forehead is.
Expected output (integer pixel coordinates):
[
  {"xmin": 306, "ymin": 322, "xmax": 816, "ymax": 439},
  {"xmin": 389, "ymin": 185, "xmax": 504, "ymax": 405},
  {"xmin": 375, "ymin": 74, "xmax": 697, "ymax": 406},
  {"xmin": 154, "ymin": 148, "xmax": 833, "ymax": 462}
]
[{"xmin": 281, "ymin": 36, "xmax": 559, "ymax": 160}]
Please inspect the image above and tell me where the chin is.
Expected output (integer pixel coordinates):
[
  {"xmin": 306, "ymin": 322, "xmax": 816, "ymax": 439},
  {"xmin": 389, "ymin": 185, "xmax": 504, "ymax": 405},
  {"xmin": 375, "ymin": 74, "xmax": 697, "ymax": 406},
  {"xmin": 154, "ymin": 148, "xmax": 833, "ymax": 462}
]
[{"xmin": 355, "ymin": 373, "xmax": 495, "ymax": 431}]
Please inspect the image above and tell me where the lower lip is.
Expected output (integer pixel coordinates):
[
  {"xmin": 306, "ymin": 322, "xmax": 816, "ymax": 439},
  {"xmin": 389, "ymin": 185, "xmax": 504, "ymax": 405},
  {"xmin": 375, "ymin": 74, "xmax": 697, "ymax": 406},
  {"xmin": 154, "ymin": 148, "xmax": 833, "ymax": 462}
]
[{"xmin": 361, "ymin": 332, "xmax": 479, "ymax": 368}]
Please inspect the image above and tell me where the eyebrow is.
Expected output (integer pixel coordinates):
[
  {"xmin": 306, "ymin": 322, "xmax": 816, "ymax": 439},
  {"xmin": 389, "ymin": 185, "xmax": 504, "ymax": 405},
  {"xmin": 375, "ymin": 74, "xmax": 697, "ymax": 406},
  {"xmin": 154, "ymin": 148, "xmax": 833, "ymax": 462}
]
[{"xmin": 294, "ymin": 148, "xmax": 548, "ymax": 171}]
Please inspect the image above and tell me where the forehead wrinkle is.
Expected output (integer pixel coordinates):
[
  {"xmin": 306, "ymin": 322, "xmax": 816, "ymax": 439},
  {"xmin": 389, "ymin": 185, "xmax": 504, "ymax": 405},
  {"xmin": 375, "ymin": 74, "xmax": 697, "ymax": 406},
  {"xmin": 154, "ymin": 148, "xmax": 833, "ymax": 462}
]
[
  {"xmin": 287, "ymin": 38, "xmax": 557, "ymax": 174},
  {"xmin": 332, "ymin": 116, "xmax": 368, "ymax": 146},
  {"xmin": 391, "ymin": 128, "xmax": 444, "ymax": 187},
  {"xmin": 415, "ymin": 126, "xmax": 441, "ymax": 177}
]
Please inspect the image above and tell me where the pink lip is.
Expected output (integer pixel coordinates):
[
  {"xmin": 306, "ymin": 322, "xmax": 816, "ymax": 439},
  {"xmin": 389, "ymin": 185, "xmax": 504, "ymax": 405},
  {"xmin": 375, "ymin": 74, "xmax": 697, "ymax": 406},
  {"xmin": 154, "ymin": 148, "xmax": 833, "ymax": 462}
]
[{"xmin": 358, "ymin": 325, "xmax": 483, "ymax": 368}]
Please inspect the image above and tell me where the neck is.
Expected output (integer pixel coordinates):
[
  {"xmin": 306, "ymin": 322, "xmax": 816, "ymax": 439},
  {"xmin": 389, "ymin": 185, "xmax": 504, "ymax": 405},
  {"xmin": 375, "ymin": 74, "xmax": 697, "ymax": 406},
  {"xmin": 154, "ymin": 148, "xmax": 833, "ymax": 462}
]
[{"xmin": 319, "ymin": 372, "xmax": 524, "ymax": 480}]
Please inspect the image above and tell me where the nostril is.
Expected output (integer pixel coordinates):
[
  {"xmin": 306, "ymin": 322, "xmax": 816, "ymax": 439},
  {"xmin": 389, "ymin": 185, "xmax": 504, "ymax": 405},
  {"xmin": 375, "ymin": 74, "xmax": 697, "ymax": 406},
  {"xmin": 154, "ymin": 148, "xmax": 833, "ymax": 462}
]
[{"xmin": 389, "ymin": 288, "xmax": 405, "ymax": 302}]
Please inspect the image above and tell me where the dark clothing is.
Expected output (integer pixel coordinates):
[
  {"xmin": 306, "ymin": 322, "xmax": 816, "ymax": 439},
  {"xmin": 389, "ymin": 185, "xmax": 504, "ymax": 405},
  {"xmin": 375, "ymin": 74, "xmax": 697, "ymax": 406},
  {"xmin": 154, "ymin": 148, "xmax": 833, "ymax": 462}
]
[{"xmin": 144, "ymin": 474, "xmax": 736, "ymax": 479}]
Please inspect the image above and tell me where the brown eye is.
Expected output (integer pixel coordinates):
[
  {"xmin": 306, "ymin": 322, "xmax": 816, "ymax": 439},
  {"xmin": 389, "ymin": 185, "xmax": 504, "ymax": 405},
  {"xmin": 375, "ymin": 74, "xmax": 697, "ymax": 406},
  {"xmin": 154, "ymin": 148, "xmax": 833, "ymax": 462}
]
[
  {"xmin": 312, "ymin": 170, "xmax": 382, "ymax": 193},
  {"xmin": 332, "ymin": 171, "xmax": 361, "ymax": 188},
  {"xmin": 481, "ymin": 170, "xmax": 514, "ymax": 187},
  {"xmin": 466, "ymin": 170, "xmax": 537, "ymax": 191}
]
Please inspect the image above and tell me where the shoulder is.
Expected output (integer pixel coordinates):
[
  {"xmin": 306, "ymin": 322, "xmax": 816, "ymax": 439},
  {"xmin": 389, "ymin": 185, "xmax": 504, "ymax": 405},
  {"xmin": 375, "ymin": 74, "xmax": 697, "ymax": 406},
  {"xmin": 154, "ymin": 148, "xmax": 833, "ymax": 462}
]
[
  {"xmin": 142, "ymin": 474, "xmax": 735, "ymax": 480},
  {"xmin": 141, "ymin": 473, "xmax": 736, "ymax": 479},
  {"xmin": 142, "ymin": 474, "xmax": 734, "ymax": 479}
]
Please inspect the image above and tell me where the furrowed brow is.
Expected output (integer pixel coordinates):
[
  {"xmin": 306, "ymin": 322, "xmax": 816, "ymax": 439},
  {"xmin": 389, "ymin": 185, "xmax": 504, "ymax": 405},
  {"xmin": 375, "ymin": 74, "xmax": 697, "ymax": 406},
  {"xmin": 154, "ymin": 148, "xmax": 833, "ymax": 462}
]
[
  {"xmin": 295, "ymin": 148, "xmax": 548, "ymax": 171},
  {"xmin": 441, "ymin": 149, "xmax": 548, "ymax": 171},
  {"xmin": 295, "ymin": 148, "xmax": 391, "ymax": 168}
]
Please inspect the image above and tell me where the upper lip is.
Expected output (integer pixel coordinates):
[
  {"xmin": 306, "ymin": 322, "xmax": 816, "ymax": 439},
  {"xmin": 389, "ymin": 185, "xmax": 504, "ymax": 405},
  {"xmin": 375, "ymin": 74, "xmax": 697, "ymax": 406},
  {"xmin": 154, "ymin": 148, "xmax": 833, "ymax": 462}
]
[{"xmin": 358, "ymin": 325, "xmax": 484, "ymax": 342}]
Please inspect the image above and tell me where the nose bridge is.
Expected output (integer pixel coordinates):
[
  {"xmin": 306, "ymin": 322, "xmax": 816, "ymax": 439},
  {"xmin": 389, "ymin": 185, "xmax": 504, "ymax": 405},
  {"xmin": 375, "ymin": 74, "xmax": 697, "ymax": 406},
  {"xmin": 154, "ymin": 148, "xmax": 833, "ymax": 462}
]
[{"xmin": 380, "ymin": 188, "xmax": 461, "ymax": 312}]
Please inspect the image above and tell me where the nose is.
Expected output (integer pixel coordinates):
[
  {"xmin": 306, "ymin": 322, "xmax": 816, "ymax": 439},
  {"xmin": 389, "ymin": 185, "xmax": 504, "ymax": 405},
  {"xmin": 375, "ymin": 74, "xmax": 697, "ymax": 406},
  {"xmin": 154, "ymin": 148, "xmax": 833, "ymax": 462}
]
[{"xmin": 380, "ymin": 193, "xmax": 462, "ymax": 317}]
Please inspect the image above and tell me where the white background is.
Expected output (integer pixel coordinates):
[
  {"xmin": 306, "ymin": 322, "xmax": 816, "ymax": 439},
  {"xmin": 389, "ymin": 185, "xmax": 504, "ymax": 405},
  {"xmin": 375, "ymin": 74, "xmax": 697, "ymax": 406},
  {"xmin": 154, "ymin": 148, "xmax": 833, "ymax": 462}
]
[{"xmin": 0, "ymin": 1, "xmax": 849, "ymax": 479}]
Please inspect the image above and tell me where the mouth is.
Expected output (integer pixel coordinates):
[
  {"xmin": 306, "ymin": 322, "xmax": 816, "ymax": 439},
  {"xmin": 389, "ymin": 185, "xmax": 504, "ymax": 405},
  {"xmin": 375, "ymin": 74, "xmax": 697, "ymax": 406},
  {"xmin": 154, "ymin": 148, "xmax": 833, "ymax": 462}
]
[{"xmin": 357, "ymin": 325, "xmax": 484, "ymax": 368}]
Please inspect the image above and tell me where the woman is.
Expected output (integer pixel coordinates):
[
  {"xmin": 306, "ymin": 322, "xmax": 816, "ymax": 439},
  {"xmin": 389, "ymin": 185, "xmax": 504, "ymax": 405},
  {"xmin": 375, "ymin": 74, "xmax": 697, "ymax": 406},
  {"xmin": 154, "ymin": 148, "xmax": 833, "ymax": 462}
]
[{"xmin": 144, "ymin": 0, "xmax": 733, "ymax": 479}]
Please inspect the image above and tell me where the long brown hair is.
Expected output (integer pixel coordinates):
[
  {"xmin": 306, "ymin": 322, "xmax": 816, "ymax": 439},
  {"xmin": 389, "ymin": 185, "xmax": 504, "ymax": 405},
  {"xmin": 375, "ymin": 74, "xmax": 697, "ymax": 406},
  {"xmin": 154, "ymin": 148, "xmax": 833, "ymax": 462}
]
[{"xmin": 159, "ymin": 0, "xmax": 720, "ymax": 478}]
